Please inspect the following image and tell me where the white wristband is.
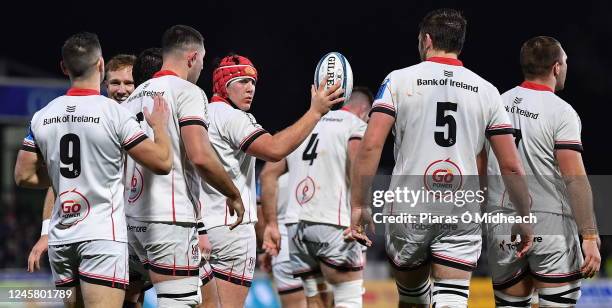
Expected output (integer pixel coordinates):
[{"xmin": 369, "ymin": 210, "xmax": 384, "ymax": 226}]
[{"xmin": 41, "ymin": 219, "xmax": 50, "ymax": 236}]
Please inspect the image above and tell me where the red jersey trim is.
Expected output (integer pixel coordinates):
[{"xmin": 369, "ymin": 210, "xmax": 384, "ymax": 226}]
[
  {"xmin": 519, "ymin": 81, "xmax": 553, "ymax": 92},
  {"xmin": 426, "ymin": 57, "xmax": 463, "ymax": 66},
  {"xmin": 153, "ymin": 70, "xmax": 179, "ymax": 78},
  {"xmin": 66, "ymin": 88, "xmax": 100, "ymax": 96}
]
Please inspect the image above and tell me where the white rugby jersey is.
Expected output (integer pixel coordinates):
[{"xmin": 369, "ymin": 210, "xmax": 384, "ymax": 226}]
[
  {"xmin": 199, "ymin": 101, "xmax": 268, "ymax": 229},
  {"xmin": 372, "ymin": 58, "xmax": 512, "ymax": 214},
  {"xmin": 285, "ymin": 109, "xmax": 367, "ymax": 227},
  {"xmin": 22, "ymin": 88, "xmax": 147, "ymax": 245},
  {"xmin": 486, "ymin": 81, "xmax": 583, "ymax": 215},
  {"xmin": 123, "ymin": 70, "xmax": 208, "ymax": 223},
  {"xmin": 276, "ymin": 173, "xmax": 291, "ymax": 224}
]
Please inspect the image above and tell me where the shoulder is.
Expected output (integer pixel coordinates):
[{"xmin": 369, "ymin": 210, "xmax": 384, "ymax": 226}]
[
  {"xmin": 501, "ymin": 86, "xmax": 520, "ymax": 101},
  {"xmin": 554, "ymin": 96, "xmax": 579, "ymax": 118}
]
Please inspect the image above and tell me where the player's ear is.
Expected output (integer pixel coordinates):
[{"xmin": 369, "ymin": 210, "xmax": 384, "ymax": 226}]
[
  {"xmin": 424, "ymin": 33, "xmax": 433, "ymax": 49},
  {"xmin": 187, "ymin": 51, "xmax": 196, "ymax": 68},
  {"xmin": 97, "ymin": 57, "xmax": 105, "ymax": 81},
  {"xmin": 60, "ymin": 61, "xmax": 69, "ymax": 76},
  {"xmin": 553, "ymin": 62, "xmax": 561, "ymax": 77}
]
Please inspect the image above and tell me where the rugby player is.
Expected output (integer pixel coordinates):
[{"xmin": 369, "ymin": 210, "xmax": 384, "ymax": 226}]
[
  {"xmin": 349, "ymin": 9, "xmax": 533, "ymax": 307},
  {"xmin": 123, "ymin": 26, "xmax": 244, "ymax": 308},
  {"xmin": 104, "ymin": 54, "xmax": 136, "ymax": 103},
  {"xmin": 199, "ymin": 53, "xmax": 343, "ymax": 308},
  {"xmin": 259, "ymin": 87, "xmax": 373, "ymax": 308},
  {"xmin": 28, "ymin": 53, "xmax": 139, "ymax": 274},
  {"xmin": 484, "ymin": 36, "xmax": 601, "ymax": 308},
  {"xmin": 15, "ymin": 31, "xmax": 173, "ymax": 308},
  {"xmin": 122, "ymin": 47, "xmax": 162, "ymax": 308}
]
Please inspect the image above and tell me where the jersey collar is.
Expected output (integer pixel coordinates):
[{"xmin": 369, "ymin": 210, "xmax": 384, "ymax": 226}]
[
  {"xmin": 153, "ymin": 70, "xmax": 179, "ymax": 78},
  {"xmin": 66, "ymin": 88, "xmax": 100, "ymax": 96},
  {"xmin": 519, "ymin": 81, "xmax": 554, "ymax": 92},
  {"xmin": 426, "ymin": 57, "xmax": 463, "ymax": 66}
]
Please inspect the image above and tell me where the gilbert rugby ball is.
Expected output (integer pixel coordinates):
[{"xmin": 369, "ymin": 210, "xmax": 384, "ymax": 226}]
[{"xmin": 314, "ymin": 52, "xmax": 353, "ymax": 107}]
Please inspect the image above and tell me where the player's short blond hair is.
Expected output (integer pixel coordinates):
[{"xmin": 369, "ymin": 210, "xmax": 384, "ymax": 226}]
[{"xmin": 105, "ymin": 54, "xmax": 136, "ymax": 78}]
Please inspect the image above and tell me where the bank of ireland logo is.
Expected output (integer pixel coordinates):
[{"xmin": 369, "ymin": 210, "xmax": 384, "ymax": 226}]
[
  {"xmin": 128, "ymin": 167, "xmax": 144, "ymax": 203},
  {"xmin": 57, "ymin": 189, "xmax": 91, "ymax": 229},
  {"xmin": 295, "ymin": 176, "xmax": 316, "ymax": 206},
  {"xmin": 424, "ymin": 158, "xmax": 463, "ymax": 195}
]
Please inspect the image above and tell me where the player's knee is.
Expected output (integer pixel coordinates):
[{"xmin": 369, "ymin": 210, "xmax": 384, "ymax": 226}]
[
  {"xmin": 431, "ymin": 278, "xmax": 470, "ymax": 308},
  {"xmin": 396, "ymin": 278, "xmax": 431, "ymax": 304},
  {"xmin": 494, "ymin": 290, "xmax": 532, "ymax": 308},
  {"xmin": 538, "ymin": 282, "xmax": 581, "ymax": 308},
  {"xmin": 330, "ymin": 279, "xmax": 363, "ymax": 308},
  {"xmin": 154, "ymin": 276, "xmax": 201, "ymax": 308}
]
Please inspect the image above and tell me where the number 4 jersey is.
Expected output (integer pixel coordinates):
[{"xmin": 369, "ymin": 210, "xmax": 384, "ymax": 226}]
[
  {"xmin": 22, "ymin": 88, "xmax": 147, "ymax": 245},
  {"xmin": 285, "ymin": 109, "xmax": 367, "ymax": 227}
]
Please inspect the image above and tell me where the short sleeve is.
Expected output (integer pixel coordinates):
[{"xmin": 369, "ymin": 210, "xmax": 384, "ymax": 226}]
[
  {"xmin": 485, "ymin": 88, "xmax": 514, "ymax": 138},
  {"xmin": 369, "ymin": 74, "xmax": 396, "ymax": 118},
  {"xmin": 226, "ymin": 111, "xmax": 268, "ymax": 152},
  {"xmin": 554, "ymin": 107, "xmax": 583, "ymax": 152},
  {"xmin": 349, "ymin": 117, "xmax": 367, "ymax": 141},
  {"xmin": 21, "ymin": 123, "xmax": 40, "ymax": 153},
  {"xmin": 177, "ymin": 86, "xmax": 209, "ymax": 129},
  {"xmin": 115, "ymin": 104, "xmax": 148, "ymax": 151}
]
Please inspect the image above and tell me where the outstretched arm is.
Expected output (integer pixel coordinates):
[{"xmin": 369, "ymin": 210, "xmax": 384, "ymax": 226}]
[{"xmin": 247, "ymin": 80, "xmax": 344, "ymax": 162}]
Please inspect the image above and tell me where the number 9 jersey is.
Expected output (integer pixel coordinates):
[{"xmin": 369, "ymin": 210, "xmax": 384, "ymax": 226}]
[
  {"xmin": 372, "ymin": 58, "xmax": 512, "ymax": 200},
  {"xmin": 22, "ymin": 89, "xmax": 147, "ymax": 245}
]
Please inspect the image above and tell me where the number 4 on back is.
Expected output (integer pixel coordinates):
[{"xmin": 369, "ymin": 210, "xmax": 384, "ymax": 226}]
[{"xmin": 302, "ymin": 133, "xmax": 319, "ymax": 165}]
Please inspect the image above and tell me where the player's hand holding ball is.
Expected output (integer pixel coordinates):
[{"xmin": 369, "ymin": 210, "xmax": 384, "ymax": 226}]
[
  {"xmin": 310, "ymin": 77, "xmax": 344, "ymax": 117},
  {"xmin": 310, "ymin": 51, "xmax": 354, "ymax": 117}
]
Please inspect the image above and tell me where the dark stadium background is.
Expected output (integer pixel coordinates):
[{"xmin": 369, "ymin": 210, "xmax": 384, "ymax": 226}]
[
  {"xmin": 1, "ymin": 1, "xmax": 609, "ymax": 174},
  {"xmin": 0, "ymin": 1, "xmax": 610, "ymax": 305}
]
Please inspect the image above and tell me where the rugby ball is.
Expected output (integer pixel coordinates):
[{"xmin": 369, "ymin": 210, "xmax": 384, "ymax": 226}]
[{"xmin": 314, "ymin": 52, "xmax": 353, "ymax": 109}]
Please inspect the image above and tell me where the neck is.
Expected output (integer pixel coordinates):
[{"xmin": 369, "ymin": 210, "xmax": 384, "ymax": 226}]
[
  {"xmin": 70, "ymin": 77, "xmax": 101, "ymax": 91},
  {"xmin": 525, "ymin": 76, "xmax": 556, "ymax": 93},
  {"xmin": 161, "ymin": 60, "xmax": 189, "ymax": 80},
  {"xmin": 426, "ymin": 49, "xmax": 459, "ymax": 60},
  {"xmin": 343, "ymin": 104, "xmax": 365, "ymax": 120}
]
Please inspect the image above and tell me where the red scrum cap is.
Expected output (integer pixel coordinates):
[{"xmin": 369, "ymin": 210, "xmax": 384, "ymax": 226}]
[{"xmin": 212, "ymin": 54, "xmax": 258, "ymax": 100}]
